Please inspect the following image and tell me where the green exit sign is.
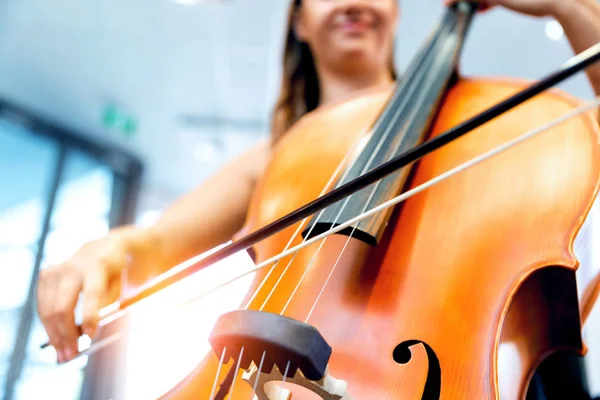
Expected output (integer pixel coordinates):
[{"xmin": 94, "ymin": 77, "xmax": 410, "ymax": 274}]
[{"xmin": 102, "ymin": 104, "xmax": 137, "ymax": 138}]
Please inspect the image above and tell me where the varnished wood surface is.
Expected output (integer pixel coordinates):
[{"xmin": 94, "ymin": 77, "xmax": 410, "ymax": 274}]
[{"xmin": 161, "ymin": 77, "xmax": 600, "ymax": 399}]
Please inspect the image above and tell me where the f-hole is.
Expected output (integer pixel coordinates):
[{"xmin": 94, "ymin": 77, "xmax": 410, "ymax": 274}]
[{"xmin": 393, "ymin": 340, "xmax": 441, "ymax": 400}]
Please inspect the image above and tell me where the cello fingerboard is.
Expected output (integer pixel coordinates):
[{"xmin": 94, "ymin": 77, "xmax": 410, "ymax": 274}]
[{"xmin": 302, "ymin": 3, "xmax": 475, "ymax": 246}]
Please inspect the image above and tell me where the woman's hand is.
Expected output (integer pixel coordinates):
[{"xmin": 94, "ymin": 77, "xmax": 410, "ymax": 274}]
[
  {"xmin": 36, "ymin": 225, "xmax": 161, "ymax": 363},
  {"xmin": 444, "ymin": 0, "xmax": 560, "ymax": 17}
]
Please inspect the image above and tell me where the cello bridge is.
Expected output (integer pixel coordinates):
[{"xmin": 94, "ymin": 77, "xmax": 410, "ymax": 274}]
[{"xmin": 242, "ymin": 364, "xmax": 352, "ymax": 400}]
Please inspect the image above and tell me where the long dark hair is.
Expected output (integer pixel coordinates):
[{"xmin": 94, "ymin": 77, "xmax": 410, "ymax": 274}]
[{"xmin": 270, "ymin": 0, "xmax": 398, "ymax": 143}]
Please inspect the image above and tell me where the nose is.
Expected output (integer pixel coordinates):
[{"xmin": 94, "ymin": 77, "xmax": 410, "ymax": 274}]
[
  {"xmin": 341, "ymin": 0, "xmax": 370, "ymax": 5},
  {"xmin": 339, "ymin": 0, "xmax": 371, "ymax": 18},
  {"xmin": 339, "ymin": 0, "xmax": 370, "ymax": 11}
]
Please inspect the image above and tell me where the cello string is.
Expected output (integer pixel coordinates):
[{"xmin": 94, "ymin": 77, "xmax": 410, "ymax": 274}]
[
  {"xmin": 248, "ymin": 130, "xmax": 370, "ymax": 311},
  {"xmin": 251, "ymin": 350, "xmax": 267, "ymax": 396},
  {"xmin": 219, "ymin": 129, "xmax": 368, "ymax": 394},
  {"xmin": 299, "ymin": 105, "xmax": 434, "ymax": 320},
  {"xmin": 258, "ymin": 108, "xmax": 407, "ymax": 313},
  {"xmin": 279, "ymin": 123, "xmax": 409, "ymax": 316},
  {"xmin": 282, "ymin": 360, "xmax": 291, "ymax": 383},
  {"xmin": 245, "ymin": 75, "xmax": 421, "ymax": 386},
  {"xmin": 227, "ymin": 346, "xmax": 245, "ymax": 400},
  {"xmin": 304, "ymin": 94, "xmax": 600, "ymax": 322},
  {"xmin": 265, "ymin": 33, "xmax": 442, "ymax": 315},
  {"xmin": 254, "ymin": 13, "xmax": 453, "ymax": 314},
  {"xmin": 209, "ymin": 347, "xmax": 228, "ymax": 400},
  {"xmin": 279, "ymin": 27, "xmax": 455, "ymax": 316},
  {"xmin": 73, "ymin": 95, "xmax": 600, "ymax": 360},
  {"xmin": 207, "ymin": 103, "xmax": 371, "ymax": 396},
  {"xmin": 248, "ymin": 28, "xmax": 445, "ymax": 313},
  {"xmin": 301, "ymin": 142, "xmax": 399, "ymax": 323},
  {"xmin": 254, "ymin": 58, "xmax": 430, "ymax": 313},
  {"xmin": 304, "ymin": 227, "xmax": 355, "ymax": 323}
]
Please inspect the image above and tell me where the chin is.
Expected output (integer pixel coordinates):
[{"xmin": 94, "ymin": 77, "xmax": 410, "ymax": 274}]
[
  {"xmin": 335, "ymin": 39, "xmax": 373, "ymax": 54},
  {"xmin": 335, "ymin": 49, "xmax": 375, "ymax": 68}
]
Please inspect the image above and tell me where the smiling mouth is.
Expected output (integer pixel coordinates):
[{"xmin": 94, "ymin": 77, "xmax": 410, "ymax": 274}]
[{"xmin": 338, "ymin": 20, "xmax": 374, "ymax": 36}]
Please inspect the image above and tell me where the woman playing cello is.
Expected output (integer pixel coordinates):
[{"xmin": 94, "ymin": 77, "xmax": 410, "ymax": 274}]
[{"xmin": 36, "ymin": 0, "xmax": 600, "ymax": 398}]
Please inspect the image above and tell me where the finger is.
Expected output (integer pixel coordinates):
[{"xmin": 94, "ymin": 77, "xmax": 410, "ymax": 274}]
[
  {"xmin": 443, "ymin": 0, "xmax": 494, "ymax": 12},
  {"xmin": 41, "ymin": 319, "xmax": 66, "ymax": 363},
  {"xmin": 478, "ymin": 2, "xmax": 494, "ymax": 12},
  {"xmin": 51, "ymin": 274, "xmax": 82, "ymax": 362},
  {"xmin": 36, "ymin": 269, "xmax": 66, "ymax": 362},
  {"xmin": 82, "ymin": 265, "xmax": 109, "ymax": 339}
]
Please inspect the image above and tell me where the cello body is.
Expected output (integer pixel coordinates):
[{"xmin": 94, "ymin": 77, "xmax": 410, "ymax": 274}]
[{"xmin": 161, "ymin": 76, "xmax": 600, "ymax": 399}]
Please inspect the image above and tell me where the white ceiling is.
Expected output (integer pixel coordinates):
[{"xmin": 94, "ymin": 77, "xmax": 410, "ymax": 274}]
[{"xmin": 0, "ymin": 0, "xmax": 593, "ymax": 194}]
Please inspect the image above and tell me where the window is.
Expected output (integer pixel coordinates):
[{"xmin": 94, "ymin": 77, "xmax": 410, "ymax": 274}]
[{"xmin": 0, "ymin": 100, "xmax": 142, "ymax": 400}]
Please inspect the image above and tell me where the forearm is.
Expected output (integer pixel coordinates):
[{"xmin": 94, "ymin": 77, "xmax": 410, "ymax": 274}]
[
  {"xmin": 141, "ymin": 141, "xmax": 268, "ymax": 277},
  {"xmin": 146, "ymin": 176, "xmax": 252, "ymax": 275},
  {"xmin": 553, "ymin": 0, "xmax": 600, "ymax": 97}
]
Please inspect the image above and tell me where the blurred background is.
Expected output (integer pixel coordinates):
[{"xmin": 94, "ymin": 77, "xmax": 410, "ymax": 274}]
[{"xmin": 0, "ymin": 0, "xmax": 599, "ymax": 399}]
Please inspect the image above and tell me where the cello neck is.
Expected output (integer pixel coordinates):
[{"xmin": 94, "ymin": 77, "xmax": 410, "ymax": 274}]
[{"xmin": 302, "ymin": 2, "xmax": 477, "ymax": 245}]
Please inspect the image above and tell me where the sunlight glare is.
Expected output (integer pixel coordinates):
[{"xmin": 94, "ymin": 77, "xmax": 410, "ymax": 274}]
[{"xmin": 121, "ymin": 243, "xmax": 256, "ymax": 399}]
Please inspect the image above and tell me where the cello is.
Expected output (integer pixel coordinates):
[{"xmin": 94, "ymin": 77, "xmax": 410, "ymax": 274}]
[{"xmin": 50, "ymin": 1, "xmax": 600, "ymax": 399}]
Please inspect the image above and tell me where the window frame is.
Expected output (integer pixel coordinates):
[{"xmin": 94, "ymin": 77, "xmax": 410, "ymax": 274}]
[{"xmin": 0, "ymin": 97, "xmax": 143, "ymax": 400}]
